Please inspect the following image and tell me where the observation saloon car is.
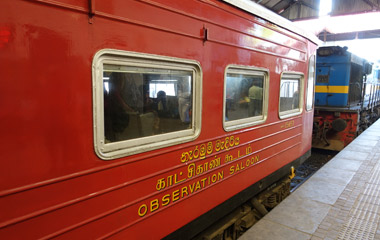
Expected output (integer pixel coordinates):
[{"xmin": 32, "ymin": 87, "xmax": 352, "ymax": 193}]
[{"xmin": 0, "ymin": 0, "xmax": 318, "ymax": 239}]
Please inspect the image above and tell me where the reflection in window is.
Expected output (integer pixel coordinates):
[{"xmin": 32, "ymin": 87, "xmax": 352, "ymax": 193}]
[
  {"xmin": 280, "ymin": 78, "xmax": 300, "ymax": 112},
  {"xmin": 149, "ymin": 81, "xmax": 176, "ymax": 98},
  {"xmin": 103, "ymin": 64, "xmax": 192, "ymax": 143},
  {"xmin": 225, "ymin": 73, "xmax": 264, "ymax": 121}
]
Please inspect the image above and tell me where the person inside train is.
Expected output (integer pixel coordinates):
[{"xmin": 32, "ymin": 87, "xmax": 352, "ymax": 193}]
[
  {"xmin": 292, "ymin": 90, "xmax": 299, "ymax": 109},
  {"xmin": 143, "ymin": 88, "xmax": 160, "ymax": 133},
  {"xmin": 248, "ymin": 80, "xmax": 263, "ymax": 116},
  {"xmin": 178, "ymin": 84, "xmax": 191, "ymax": 125},
  {"xmin": 156, "ymin": 90, "xmax": 168, "ymax": 117}
]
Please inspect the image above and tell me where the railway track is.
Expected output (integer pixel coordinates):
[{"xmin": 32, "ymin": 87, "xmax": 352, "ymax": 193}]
[
  {"xmin": 291, "ymin": 149, "xmax": 336, "ymax": 192},
  {"xmin": 194, "ymin": 149, "xmax": 336, "ymax": 239}
]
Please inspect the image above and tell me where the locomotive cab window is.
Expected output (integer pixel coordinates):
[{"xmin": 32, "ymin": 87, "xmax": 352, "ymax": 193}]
[
  {"xmin": 93, "ymin": 50, "xmax": 202, "ymax": 159},
  {"xmin": 279, "ymin": 72, "xmax": 304, "ymax": 119},
  {"xmin": 223, "ymin": 65, "xmax": 269, "ymax": 131}
]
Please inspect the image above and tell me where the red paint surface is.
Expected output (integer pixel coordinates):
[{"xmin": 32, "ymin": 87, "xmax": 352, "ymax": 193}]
[{"xmin": 0, "ymin": 0, "xmax": 317, "ymax": 238}]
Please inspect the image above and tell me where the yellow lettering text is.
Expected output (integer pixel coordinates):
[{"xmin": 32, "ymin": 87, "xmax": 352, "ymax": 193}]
[
  {"xmin": 138, "ymin": 204, "xmax": 148, "ymax": 217},
  {"xmin": 181, "ymin": 186, "xmax": 189, "ymax": 198},
  {"xmin": 150, "ymin": 199, "xmax": 159, "ymax": 213},
  {"xmin": 172, "ymin": 189, "xmax": 180, "ymax": 202},
  {"xmin": 162, "ymin": 194, "xmax": 170, "ymax": 206}
]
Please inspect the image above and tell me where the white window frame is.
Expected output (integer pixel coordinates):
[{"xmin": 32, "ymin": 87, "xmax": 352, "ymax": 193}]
[
  {"xmin": 223, "ymin": 65, "xmax": 269, "ymax": 132},
  {"xmin": 278, "ymin": 72, "xmax": 304, "ymax": 119},
  {"xmin": 92, "ymin": 49, "xmax": 202, "ymax": 160},
  {"xmin": 306, "ymin": 54, "xmax": 316, "ymax": 111}
]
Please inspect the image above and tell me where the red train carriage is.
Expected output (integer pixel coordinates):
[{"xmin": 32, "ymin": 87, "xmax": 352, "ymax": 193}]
[{"xmin": 0, "ymin": 0, "xmax": 318, "ymax": 239}]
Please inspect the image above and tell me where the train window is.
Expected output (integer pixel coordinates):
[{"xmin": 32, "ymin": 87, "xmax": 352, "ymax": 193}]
[
  {"xmin": 93, "ymin": 50, "xmax": 202, "ymax": 160},
  {"xmin": 223, "ymin": 65, "xmax": 269, "ymax": 131},
  {"xmin": 306, "ymin": 55, "xmax": 316, "ymax": 111},
  {"xmin": 279, "ymin": 72, "xmax": 304, "ymax": 119}
]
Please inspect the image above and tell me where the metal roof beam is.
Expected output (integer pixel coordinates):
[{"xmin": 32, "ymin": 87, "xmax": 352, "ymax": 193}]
[
  {"xmin": 298, "ymin": 0, "xmax": 319, "ymax": 11},
  {"xmin": 318, "ymin": 29, "xmax": 380, "ymax": 41},
  {"xmin": 272, "ymin": 0, "xmax": 319, "ymax": 14},
  {"xmin": 273, "ymin": 0, "xmax": 297, "ymax": 14},
  {"xmin": 361, "ymin": 0, "xmax": 380, "ymax": 9}
]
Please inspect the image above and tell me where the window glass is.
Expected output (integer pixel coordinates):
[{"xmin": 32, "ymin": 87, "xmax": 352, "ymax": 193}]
[
  {"xmin": 224, "ymin": 66, "xmax": 268, "ymax": 131},
  {"xmin": 306, "ymin": 55, "xmax": 316, "ymax": 111},
  {"xmin": 279, "ymin": 73, "xmax": 303, "ymax": 118},
  {"xmin": 225, "ymin": 73, "xmax": 264, "ymax": 120},
  {"xmin": 280, "ymin": 79, "xmax": 299, "ymax": 111},
  {"xmin": 103, "ymin": 65, "xmax": 192, "ymax": 143},
  {"xmin": 93, "ymin": 50, "xmax": 201, "ymax": 159}
]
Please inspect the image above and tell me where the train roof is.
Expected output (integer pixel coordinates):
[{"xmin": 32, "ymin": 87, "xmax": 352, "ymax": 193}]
[
  {"xmin": 222, "ymin": 0, "xmax": 320, "ymax": 45},
  {"xmin": 317, "ymin": 46, "xmax": 372, "ymax": 68}
]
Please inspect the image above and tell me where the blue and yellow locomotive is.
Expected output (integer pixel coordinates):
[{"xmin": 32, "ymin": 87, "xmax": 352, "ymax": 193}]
[{"xmin": 312, "ymin": 46, "xmax": 380, "ymax": 150}]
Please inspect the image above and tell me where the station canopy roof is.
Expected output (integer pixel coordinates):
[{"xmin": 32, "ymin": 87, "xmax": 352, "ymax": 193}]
[
  {"xmin": 253, "ymin": 0, "xmax": 380, "ymax": 41},
  {"xmin": 252, "ymin": 0, "xmax": 380, "ymax": 61}
]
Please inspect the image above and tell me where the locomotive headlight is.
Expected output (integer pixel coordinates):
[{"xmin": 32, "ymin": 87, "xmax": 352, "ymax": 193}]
[{"xmin": 332, "ymin": 118, "xmax": 347, "ymax": 132}]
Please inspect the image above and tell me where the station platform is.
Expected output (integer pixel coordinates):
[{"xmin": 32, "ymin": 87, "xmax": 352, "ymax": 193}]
[{"xmin": 240, "ymin": 119, "xmax": 380, "ymax": 240}]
